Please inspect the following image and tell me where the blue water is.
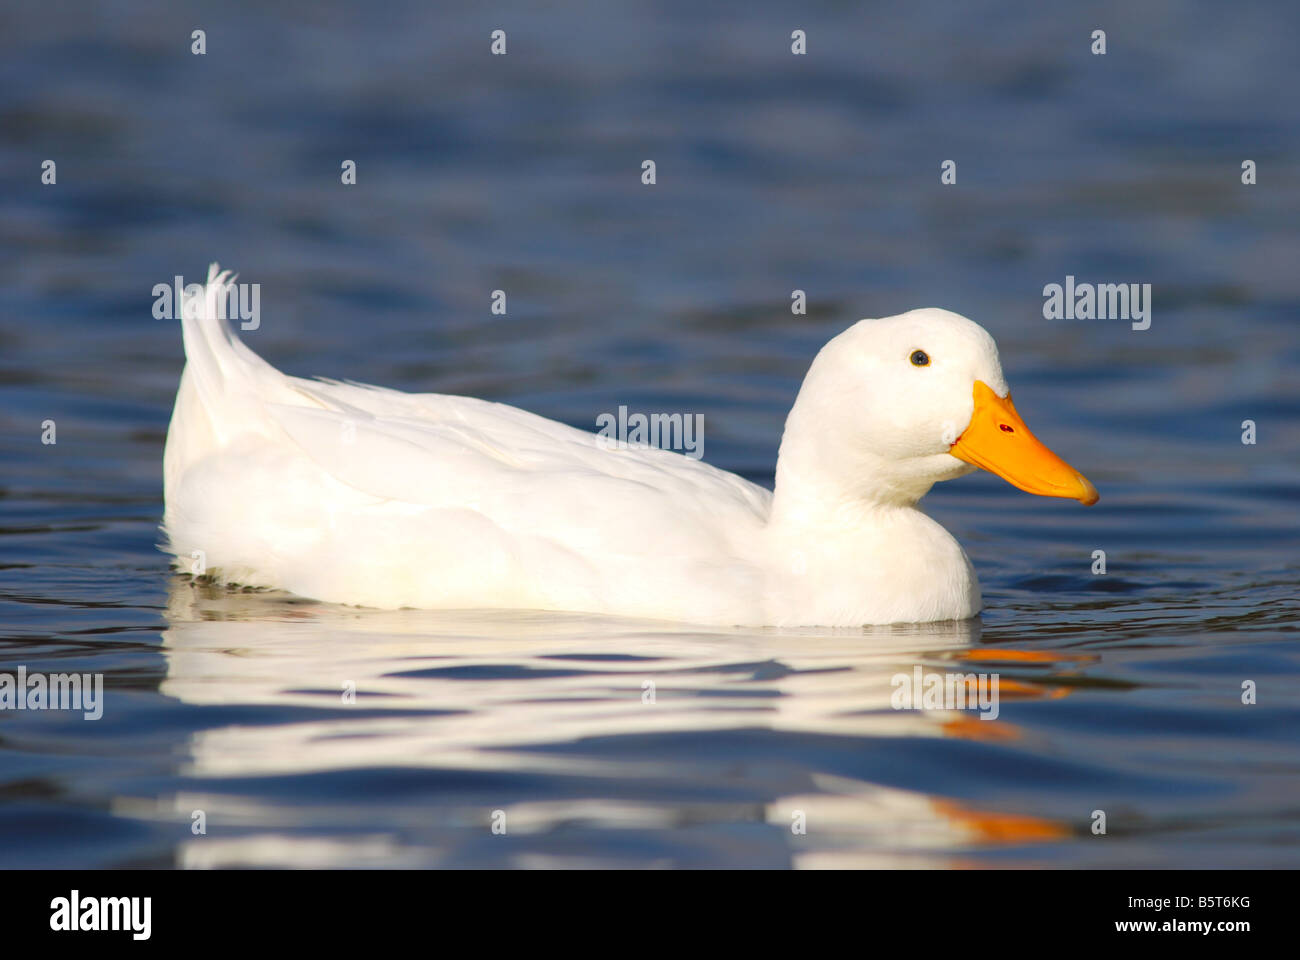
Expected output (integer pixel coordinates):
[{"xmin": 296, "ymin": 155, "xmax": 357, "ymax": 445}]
[{"xmin": 2, "ymin": 0, "xmax": 1298, "ymax": 867}]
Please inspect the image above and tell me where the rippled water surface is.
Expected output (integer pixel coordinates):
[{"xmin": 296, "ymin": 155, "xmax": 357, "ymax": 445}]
[{"xmin": 2, "ymin": 1, "xmax": 1299, "ymax": 868}]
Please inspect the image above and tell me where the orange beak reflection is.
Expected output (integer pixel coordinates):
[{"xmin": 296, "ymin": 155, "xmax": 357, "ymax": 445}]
[{"xmin": 950, "ymin": 381, "xmax": 1099, "ymax": 505}]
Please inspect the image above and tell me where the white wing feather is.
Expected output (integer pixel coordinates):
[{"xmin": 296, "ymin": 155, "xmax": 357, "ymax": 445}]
[{"xmin": 163, "ymin": 265, "xmax": 772, "ymax": 619}]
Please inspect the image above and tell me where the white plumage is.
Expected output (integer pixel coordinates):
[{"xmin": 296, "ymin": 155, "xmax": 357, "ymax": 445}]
[{"xmin": 164, "ymin": 264, "xmax": 1093, "ymax": 625}]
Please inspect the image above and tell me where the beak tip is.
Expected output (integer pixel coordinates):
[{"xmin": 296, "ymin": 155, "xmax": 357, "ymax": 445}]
[{"xmin": 1076, "ymin": 475, "xmax": 1099, "ymax": 506}]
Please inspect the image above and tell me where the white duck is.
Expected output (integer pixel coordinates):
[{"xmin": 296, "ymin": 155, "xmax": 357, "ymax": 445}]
[{"xmin": 163, "ymin": 264, "xmax": 1097, "ymax": 626}]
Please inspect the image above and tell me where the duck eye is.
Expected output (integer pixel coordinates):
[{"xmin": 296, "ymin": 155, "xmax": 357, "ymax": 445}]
[{"xmin": 909, "ymin": 349, "xmax": 930, "ymax": 367}]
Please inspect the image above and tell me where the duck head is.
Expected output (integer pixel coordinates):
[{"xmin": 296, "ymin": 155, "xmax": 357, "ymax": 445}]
[{"xmin": 774, "ymin": 308, "xmax": 1098, "ymax": 511}]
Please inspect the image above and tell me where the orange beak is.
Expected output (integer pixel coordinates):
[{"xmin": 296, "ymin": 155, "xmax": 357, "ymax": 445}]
[{"xmin": 949, "ymin": 381, "xmax": 1099, "ymax": 505}]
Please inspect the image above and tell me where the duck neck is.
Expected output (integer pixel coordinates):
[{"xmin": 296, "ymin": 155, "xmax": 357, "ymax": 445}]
[{"xmin": 768, "ymin": 421, "xmax": 936, "ymax": 533}]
